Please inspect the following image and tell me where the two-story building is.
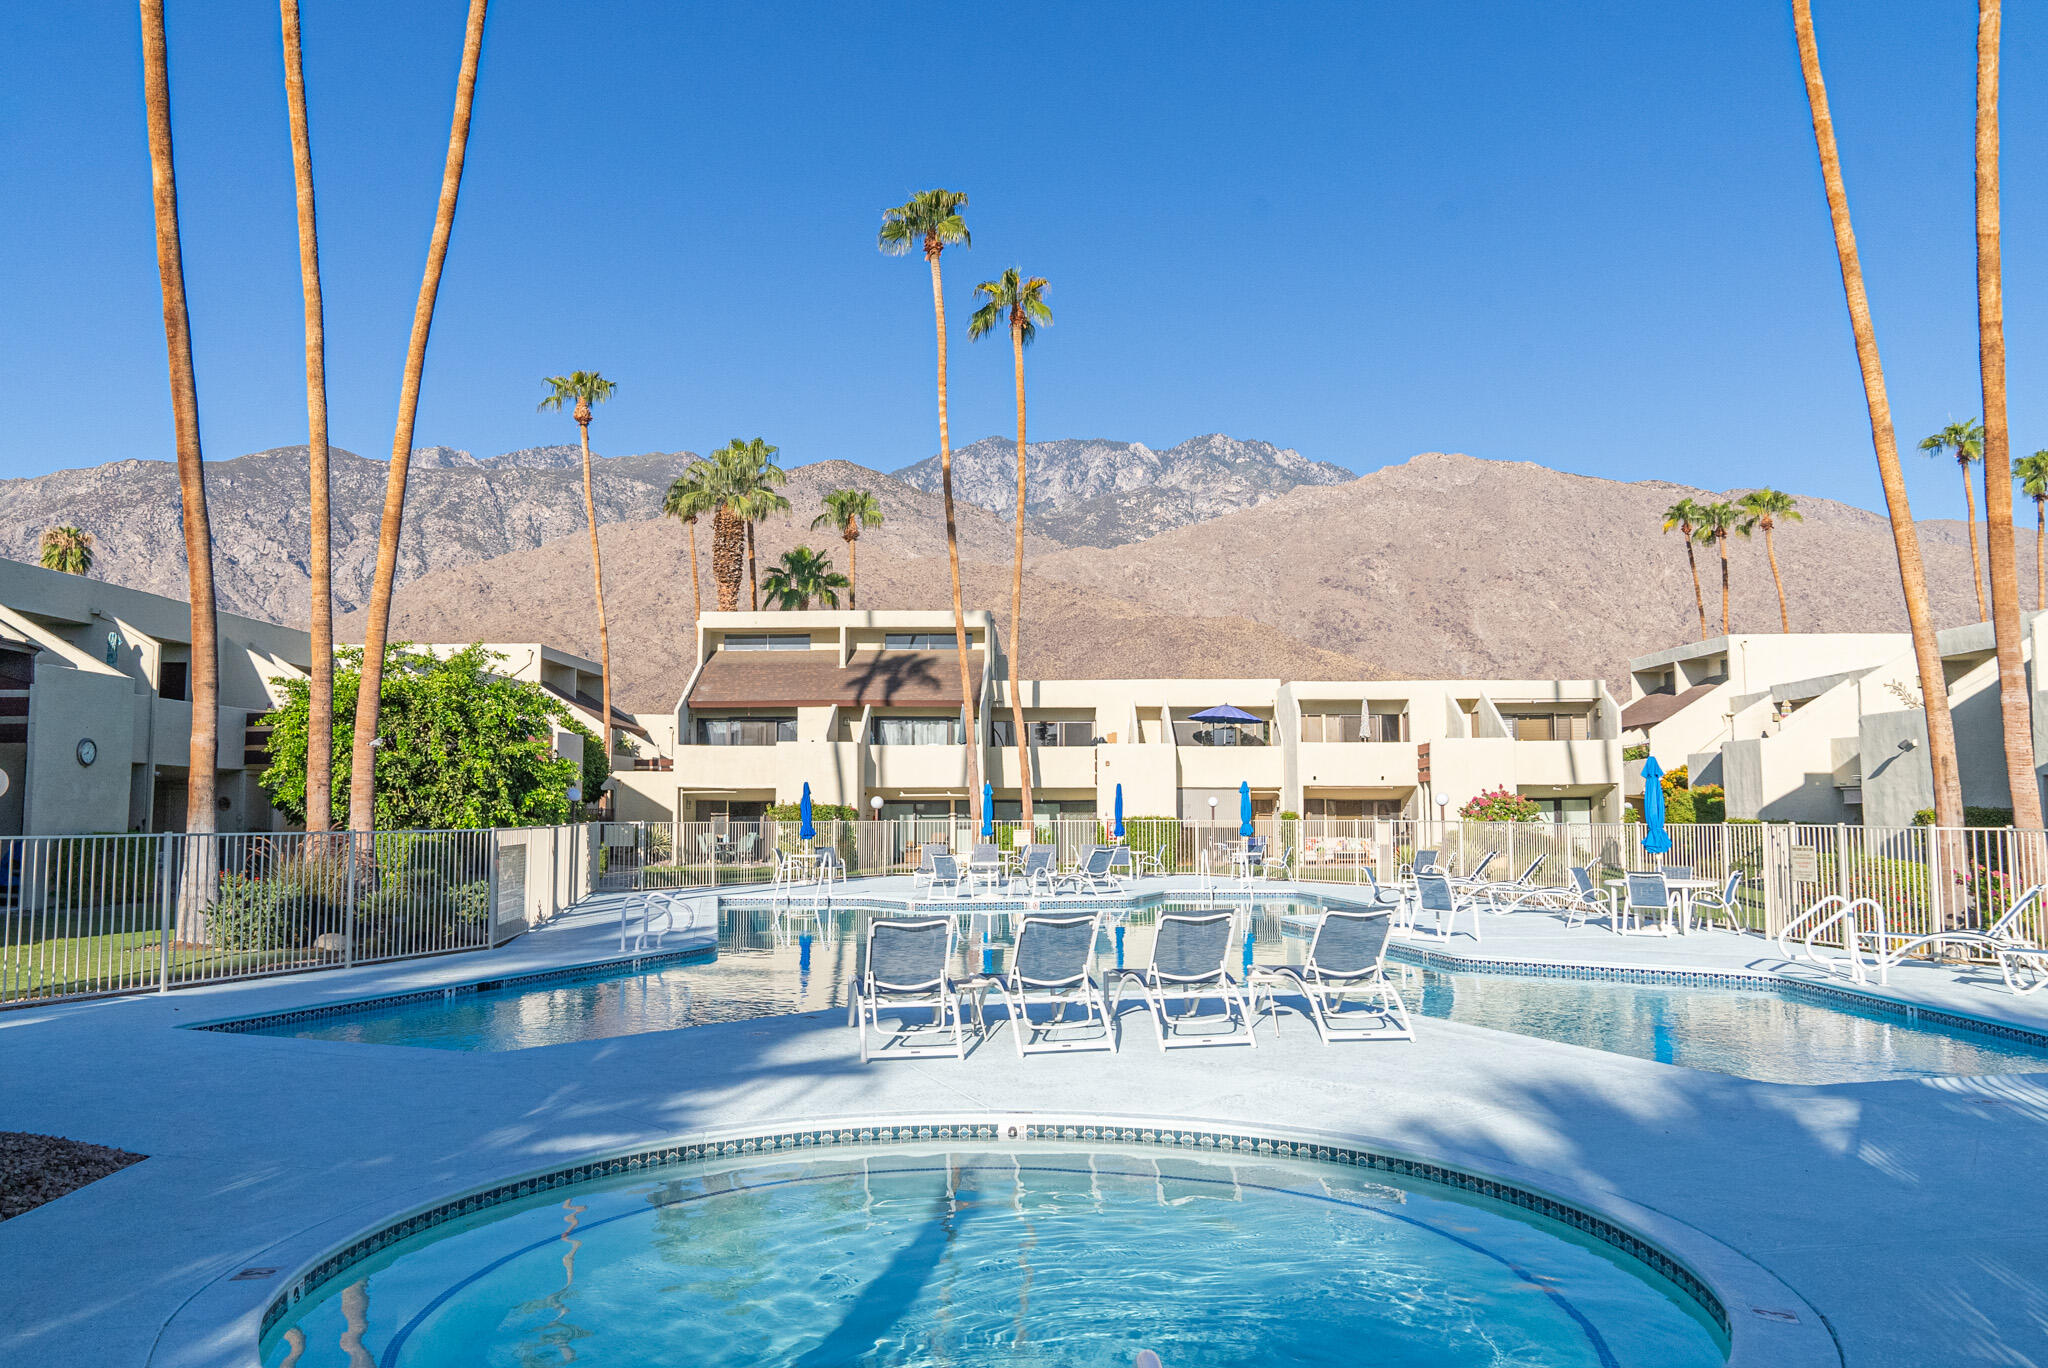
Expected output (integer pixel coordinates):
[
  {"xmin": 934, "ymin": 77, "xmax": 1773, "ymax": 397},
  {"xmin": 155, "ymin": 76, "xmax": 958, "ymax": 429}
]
[{"xmin": 609, "ymin": 609, "xmax": 1626, "ymax": 826}]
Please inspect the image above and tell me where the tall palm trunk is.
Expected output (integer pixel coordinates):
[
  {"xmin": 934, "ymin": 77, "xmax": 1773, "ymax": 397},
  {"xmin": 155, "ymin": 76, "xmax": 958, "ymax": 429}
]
[
  {"xmin": 575, "ymin": 410, "xmax": 614, "ymax": 769},
  {"xmin": 1716, "ymin": 531, "xmax": 1731, "ymax": 634},
  {"xmin": 1961, "ymin": 462, "xmax": 1989, "ymax": 621},
  {"xmin": 1006, "ymin": 317, "xmax": 1032, "ymax": 826},
  {"xmin": 1682, "ymin": 532, "xmax": 1707, "ymax": 639},
  {"xmin": 2035, "ymin": 497, "xmax": 2043, "ymax": 608},
  {"xmin": 280, "ymin": 0, "xmax": 333, "ymax": 832},
  {"xmin": 711, "ymin": 507, "xmax": 743, "ymax": 611},
  {"xmin": 843, "ymin": 529, "xmax": 859, "ymax": 610},
  {"xmin": 686, "ymin": 516, "xmax": 702, "ymax": 622},
  {"xmin": 928, "ymin": 249, "xmax": 981, "ymax": 824},
  {"xmin": 745, "ymin": 521, "xmax": 759, "ymax": 611},
  {"xmin": 1793, "ymin": 0, "xmax": 1964, "ymax": 829},
  {"xmin": 140, "ymin": 0, "xmax": 219, "ymax": 836},
  {"xmin": 1761, "ymin": 520, "xmax": 1791, "ymax": 632},
  {"xmin": 1973, "ymin": 0, "xmax": 2043, "ymax": 828},
  {"xmin": 346, "ymin": 0, "xmax": 487, "ymax": 833}
]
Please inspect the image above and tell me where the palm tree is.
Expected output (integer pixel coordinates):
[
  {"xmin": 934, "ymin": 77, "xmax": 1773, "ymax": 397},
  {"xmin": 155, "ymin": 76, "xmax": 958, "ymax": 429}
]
[
  {"xmin": 701, "ymin": 439, "xmax": 786, "ymax": 613},
  {"xmin": 811, "ymin": 489, "xmax": 883, "ymax": 609},
  {"xmin": 1736, "ymin": 489, "xmax": 1803, "ymax": 632},
  {"xmin": 346, "ymin": 0, "xmax": 487, "ymax": 834},
  {"xmin": 1792, "ymin": 0, "xmax": 1964, "ymax": 829},
  {"xmin": 2015, "ymin": 451, "xmax": 2048, "ymax": 607},
  {"xmin": 1919, "ymin": 419, "xmax": 1989, "ymax": 621},
  {"xmin": 1690, "ymin": 502, "xmax": 1745, "ymax": 635},
  {"xmin": 879, "ymin": 189, "xmax": 980, "ymax": 823},
  {"xmin": 1660, "ymin": 498, "xmax": 1709, "ymax": 640},
  {"xmin": 280, "ymin": 0, "xmax": 336, "ymax": 832},
  {"xmin": 1973, "ymin": 0, "xmax": 2043, "ymax": 830},
  {"xmin": 760, "ymin": 547, "xmax": 849, "ymax": 610},
  {"xmin": 539, "ymin": 372, "xmax": 620, "ymax": 759},
  {"xmin": 663, "ymin": 461, "xmax": 713, "ymax": 623},
  {"xmin": 140, "ymin": 0, "xmax": 219, "ymax": 835},
  {"xmin": 38, "ymin": 526, "xmax": 93, "ymax": 576},
  {"xmin": 969, "ymin": 267, "xmax": 1053, "ymax": 827}
]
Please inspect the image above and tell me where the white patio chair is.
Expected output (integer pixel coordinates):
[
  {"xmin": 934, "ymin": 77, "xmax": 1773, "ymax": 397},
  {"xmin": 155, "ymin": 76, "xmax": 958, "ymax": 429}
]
[
  {"xmin": 851, "ymin": 916, "xmax": 979, "ymax": 1062},
  {"xmin": 1687, "ymin": 871, "xmax": 1746, "ymax": 932},
  {"xmin": 1415, "ymin": 871, "xmax": 1482, "ymax": 942},
  {"xmin": 1252, "ymin": 908, "xmax": 1413, "ymax": 1044},
  {"xmin": 993, "ymin": 911, "xmax": 1115, "ymax": 1056},
  {"xmin": 1112, "ymin": 909, "xmax": 1258, "ymax": 1050}
]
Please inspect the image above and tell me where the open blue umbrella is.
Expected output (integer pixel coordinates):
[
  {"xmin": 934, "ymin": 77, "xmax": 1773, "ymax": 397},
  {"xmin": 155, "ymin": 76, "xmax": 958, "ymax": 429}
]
[
  {"xmin": 1113, "ymin": 783, "xmax": 1125, "ymax": 839},
  {"xmin": 1239, "ymin": 781, "xmax": 1255, "ymax": 837},
  {"xmin": 798, "ymin": 782, "xmax": 815, "ymax": 843},
  {"xmin": 1191, "ymin": 704, "xmax": 1260, "ymax": 723},
  {"xmin": 981, "ymin": 781, "xmax": 994, "ymax": 838},
  {"xmin": 1640, "ymin": 755, "xmax": 1672, "ymax": 855}
]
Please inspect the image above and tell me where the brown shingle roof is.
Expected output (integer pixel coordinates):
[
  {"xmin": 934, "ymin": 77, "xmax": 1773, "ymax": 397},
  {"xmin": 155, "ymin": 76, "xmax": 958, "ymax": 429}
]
[
  {"xmin": 1618, "ymin": 681, "xmax": 1718, "ymax": 732},
  {"xmin": 688, "ymin": 648, "xmax": 982, "ymax": 709}
]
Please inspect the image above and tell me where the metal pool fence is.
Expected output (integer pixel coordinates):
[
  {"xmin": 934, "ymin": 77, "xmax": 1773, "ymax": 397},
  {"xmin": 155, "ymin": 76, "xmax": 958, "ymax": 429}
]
[
  {"xmin": 600, "ymin": 815, "xmax": 2048, "ymax": 954},
  {"xmin": 0, "ymin": 823, "xmax": 598, "ymax": 1007}
]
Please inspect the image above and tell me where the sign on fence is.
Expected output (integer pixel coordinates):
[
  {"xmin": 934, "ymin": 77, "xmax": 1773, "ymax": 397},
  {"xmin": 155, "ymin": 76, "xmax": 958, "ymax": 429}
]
[
  {"xmin": 494, "ymin": 845, "xmax": 527, "ymax": 944},
  {"xmin": 1790, "ymin": 847, "xmax": 1819, "ymax": 883}
]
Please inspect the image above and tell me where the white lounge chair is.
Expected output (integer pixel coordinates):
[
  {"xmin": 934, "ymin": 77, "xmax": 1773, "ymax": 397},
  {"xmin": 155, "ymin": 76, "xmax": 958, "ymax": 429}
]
[
  {"xmin": 1558, "ymin": 865, "xmax": 1614, "ymax": 929},
  {"xmin": 1450, "ymin": 849, "xmax": 1500, "ymax": 889},
  {"xmin": 1014, "ymin": 843, "xmax": 1059, "ymax": 894},
  {"xmin": 1259, "ymin": 843, "xmax": 1293, "ymax": 880},
  {"xmin": 1113, "ymin": 909, "xmax": 1258, "ymax": 1050},
  {"xmin": 1478, "ymin": 854, "xmax": 1547, "ymax": 905},
  {"xmin": 993, "ymin": 911, "xmax": 1116, "ymax": 1056},
  {"xmin": 1415, "ymin": 871, "xmax": 1482, "ymax": 942},
  {"xmin": 926, "ymin": 852, "xmax": 971, "ymax": 899},
  {"xmin": 1060, "ymin": 846, "xmax": 1125, "ymax": 896},
  {"xmin": 1876, "ymin": 884, "xmax": 2048, "ymax": 994},
  {"xmin": 1253, "ymin": 908, "xmax": 1413, "ymax": 1044},
  {"xmin": 910, "ymin": 841, "xmax": 949, "ymax": 892},
  {"xmin": 851, "ymin": 916, "xmax": 979, "ymax": 1062}
]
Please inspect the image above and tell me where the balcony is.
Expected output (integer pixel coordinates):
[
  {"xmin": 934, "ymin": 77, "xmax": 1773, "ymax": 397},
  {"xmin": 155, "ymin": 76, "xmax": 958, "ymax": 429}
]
[
  {"xmin": 1296, "ymin": 742, "xmax": 1418, "ymax": 789},
  {"xmin": 988, "ymin": 744, "xmax": 1098, "ymax": 791}
]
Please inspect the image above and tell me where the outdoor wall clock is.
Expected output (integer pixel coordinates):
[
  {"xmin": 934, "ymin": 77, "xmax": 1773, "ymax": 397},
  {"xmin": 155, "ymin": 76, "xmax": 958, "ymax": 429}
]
[{"xmin": 76, "ymin": 738, "xmax": 97, "ymax": 767}]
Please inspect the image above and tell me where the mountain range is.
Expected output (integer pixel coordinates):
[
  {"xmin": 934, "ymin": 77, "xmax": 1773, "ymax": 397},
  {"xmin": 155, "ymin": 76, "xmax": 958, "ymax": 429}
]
[{"xmin": 0, "ymin": 436, "xmax": 2002, "ymax": 712}]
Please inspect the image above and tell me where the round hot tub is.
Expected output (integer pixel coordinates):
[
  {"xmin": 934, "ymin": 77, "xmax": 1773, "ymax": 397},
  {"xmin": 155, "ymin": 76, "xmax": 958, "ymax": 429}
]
[{"xmin": 262, "ymin": 1134, "xmax": 1727, "ymax": 1368}]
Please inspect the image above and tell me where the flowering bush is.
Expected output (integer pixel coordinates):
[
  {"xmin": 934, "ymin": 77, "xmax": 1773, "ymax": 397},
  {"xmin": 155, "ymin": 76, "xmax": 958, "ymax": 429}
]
[{"xmin": 1459, "ymin": 788, "xmax": 1544, "ymax": 822}]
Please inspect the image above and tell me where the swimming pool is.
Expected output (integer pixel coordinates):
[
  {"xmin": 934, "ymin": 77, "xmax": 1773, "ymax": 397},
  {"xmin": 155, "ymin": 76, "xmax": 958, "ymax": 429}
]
[
  {"xmin": 259, "ymin": 1142, "xmax": 1728, "ymax": 1368},
  {"xmin": 216, "ymin": 894, "xmax": 2048, "ymax": 1082}
]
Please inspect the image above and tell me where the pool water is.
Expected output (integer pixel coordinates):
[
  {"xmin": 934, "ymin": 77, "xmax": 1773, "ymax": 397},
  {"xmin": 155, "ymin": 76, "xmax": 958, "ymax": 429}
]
[
  {"xmin": 246, "ymin": 897, "xmax": 2048, "ymax": 1083},
  {"xmin": 260, "ymin": 1146, "xmax": 1728, "ymax": 1368}
]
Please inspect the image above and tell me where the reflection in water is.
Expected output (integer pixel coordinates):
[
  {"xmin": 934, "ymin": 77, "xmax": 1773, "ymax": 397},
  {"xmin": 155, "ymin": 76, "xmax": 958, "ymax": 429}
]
[
  {"xmin": 277, "ymin": 1328, "xmax": 304, "ymax": 1368},
  {"xmin": 338, "ymin": 1280, "xmax": 374, "ymax": 1368},
  {"xmin": 513, "ymin": 1198, "xmax": 588, "ymax": 1366}
]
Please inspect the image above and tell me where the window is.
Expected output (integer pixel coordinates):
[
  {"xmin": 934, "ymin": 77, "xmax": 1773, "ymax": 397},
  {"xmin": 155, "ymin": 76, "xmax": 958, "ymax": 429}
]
[
  {"xmin": 695, "ymin": 716, "xmax": 796, "ymax": 746},
  {"xmin": 159, "ymin": 661, "xmax": 188, "ymax": 702},
  {"xmin": 1300, "ymin": 713, "xmax": 1364, "ymax": 743},
  {"xmin": 1502, "ymin": 711, "xmax": 1589, "ymax": 741},
  {"xmin": 990, "ymin": 719, "xmax": 1095, "ymax": 747},
  {"xmin": 718, "ymin": 634, "xmax": 808, "ymax": 652},
  {"xmin": 1366, "ymin": 712, "xmax": 1407, "ymax": 742},
  {"xmin": 883, "ymin": 633, "xmax": 958, "ymax": 650},
  {"xmin": 870, "ymin": 715, "xmax": 964, "ymax": 745}
]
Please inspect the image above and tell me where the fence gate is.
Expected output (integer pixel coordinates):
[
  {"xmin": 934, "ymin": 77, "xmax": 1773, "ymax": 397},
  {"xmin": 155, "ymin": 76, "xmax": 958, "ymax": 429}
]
[{"xmin": 598, "ymin": 822, "xmax": 647, "ymax": 891}]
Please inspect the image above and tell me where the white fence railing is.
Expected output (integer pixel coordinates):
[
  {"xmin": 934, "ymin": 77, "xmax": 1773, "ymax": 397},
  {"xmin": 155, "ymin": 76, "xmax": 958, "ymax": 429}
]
[
  {"xmin": 0, "ymin": 823, "xmax": 598, "ymax": 1008},
  {"xmin": 599, "ymin": 816, "xmax": 2048, "ymax": 953}
]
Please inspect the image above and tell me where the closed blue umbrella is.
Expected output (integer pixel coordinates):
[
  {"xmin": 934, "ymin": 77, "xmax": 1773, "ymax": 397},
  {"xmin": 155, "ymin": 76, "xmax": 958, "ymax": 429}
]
[
  {"xmin": 1239, "ymin": 781, "xmax": 1254, "ymax": 837},
  {"xmin": 982, "ymin": 781, "xmax": 995, "ymax": 838},
  {"xmin": 1640, "ymin": 755, "xmax": 1672, "ymax": 855},
  {"xmin": 799, "ymin": 782, "xmax": 815, "ymax": 842},
  {"xmin": 1113, "ymin": 783, "xmax": 1125, "ymax": 839}
]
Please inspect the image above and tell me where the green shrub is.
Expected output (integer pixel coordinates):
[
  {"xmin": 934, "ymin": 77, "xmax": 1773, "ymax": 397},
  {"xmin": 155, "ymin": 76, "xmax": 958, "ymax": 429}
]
[
  {"xmin": 1623, "ymin": 743, "xmax": 1650, "ymax": 762},
  {"xmin": 766, "ymin": 801, "xmax": 860, "ymax": 870},
  {"xmin": 1459, "ymin": 788, "xmax": 1543, "ymax": 821},
  {"xmin": 1912, "ymin": 806, "xmax": 2015, "ymax": 828}
]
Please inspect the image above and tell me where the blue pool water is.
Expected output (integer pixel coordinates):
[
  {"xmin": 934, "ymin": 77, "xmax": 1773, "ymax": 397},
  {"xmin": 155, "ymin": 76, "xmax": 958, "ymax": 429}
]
[
  {"xmin": 260, "ymin": 1146, "xmax": 1728, "ymax": 1368},
  {"xmin": 232, "ymin": 897, "xmax": 2048, "ymax": 1083}
]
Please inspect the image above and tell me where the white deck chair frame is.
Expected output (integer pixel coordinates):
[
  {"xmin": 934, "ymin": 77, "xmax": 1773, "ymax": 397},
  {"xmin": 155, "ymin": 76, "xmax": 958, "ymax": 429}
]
[
  {"xmin": 852, "ymin": 916, "xmax": 977, "ymax": 1062},
  {"xmin": 995, "ymin": 911, "xmax": 1116, "ymax": 1056},
  {"xmin": 1113, "ymin": 909, "xmax": 1259, "ymax": 1051},
  {"xmin": 1255, "ymin": 907, "xmax": 1413, "ymax": 1044}
]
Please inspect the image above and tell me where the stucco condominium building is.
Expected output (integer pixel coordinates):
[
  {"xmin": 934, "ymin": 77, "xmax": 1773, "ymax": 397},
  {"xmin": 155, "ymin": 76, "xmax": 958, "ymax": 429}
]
[
  {"xmin": 610, "ymin": 610, "xmax": 1626, "ymax": 827},
  {"xmin": 0, "ymin": 559, "xmax": 618, "ymax": 836}
]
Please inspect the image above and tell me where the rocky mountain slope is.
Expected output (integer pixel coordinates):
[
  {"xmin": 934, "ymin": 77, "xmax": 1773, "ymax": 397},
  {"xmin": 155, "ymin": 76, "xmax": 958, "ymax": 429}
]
[
  {"xmin": 0, "ymin": 444, "xmax": 695, "ymax": 624},
  {"xmin": 893, "ymin": 433, "xmax": 1351, "ymax": 546}
]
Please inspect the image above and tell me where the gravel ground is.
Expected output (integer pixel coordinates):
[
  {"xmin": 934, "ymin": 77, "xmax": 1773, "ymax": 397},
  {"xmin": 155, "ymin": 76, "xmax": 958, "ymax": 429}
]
[{"xmin": 1, "ymin": 1131, "xmax": 145, "ymax": 1220}]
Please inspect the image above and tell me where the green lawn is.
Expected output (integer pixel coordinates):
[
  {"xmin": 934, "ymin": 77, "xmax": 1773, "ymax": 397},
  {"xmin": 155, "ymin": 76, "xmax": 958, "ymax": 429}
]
[{"xmin": 0, "ymin": 903, "xmax": 331, "ymax": 1003}]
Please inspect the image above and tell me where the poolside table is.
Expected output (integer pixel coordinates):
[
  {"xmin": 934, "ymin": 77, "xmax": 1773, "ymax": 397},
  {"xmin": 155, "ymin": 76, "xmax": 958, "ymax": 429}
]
[{"xmin": 1602, "ymin": 876, "xmax": 1716, "ymax": 935}]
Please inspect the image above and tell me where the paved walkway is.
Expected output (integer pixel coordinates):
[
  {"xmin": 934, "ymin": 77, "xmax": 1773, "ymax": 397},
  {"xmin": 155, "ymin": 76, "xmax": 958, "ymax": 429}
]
[{"xmin": 4, "ymin": 881, "xmax": 2048, "ymax": 1366}]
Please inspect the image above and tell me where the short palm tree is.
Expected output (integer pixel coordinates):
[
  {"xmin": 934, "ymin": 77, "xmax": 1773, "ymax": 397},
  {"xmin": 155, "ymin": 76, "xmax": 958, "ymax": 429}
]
[
  {"xmin": 1920, "ymin": 418, "xmax": 1989, "ymax": 621},
  {"xmin": 1660, "ymin": 498, "xmax": 1709, "ymax": 639},
  {"xmin": 1736, "ymin": 489, "xmax": 1803, "ymax": 632},
  {"xmin": 760, "ymin": 546, "xmax": 849, "ymax": 610},
  {"xmin": 539, "ymin": 371, "xmax": 620, "ymax": 756},
  {"xmin": 2017, "ymin": 451, "xmax": 2048, "ymax": 608},
  {"xmin": 1691, "ymin": 501, "xmax": 1746, "ymax": 635},
  {"xmin": 663, "ymin": 461, "xmax": 714, "ymax": 623},
  {"xmin": 879, "ymin": 188, "xmax": 981, "ymax": 821},
  {"xmin": 811, "ymin": 489, "xmax": 883, "ymax": 609},
  {"xmin": 39, "ymin": 526, "xmax": 93, "ymax": 575},
  {"xmin": 969, "ymin": 267, "xmax": 1053, "ymax": 826},
  {"xmin": 702, "ymin": 439, "xmax": 787, "ymax": 612}
]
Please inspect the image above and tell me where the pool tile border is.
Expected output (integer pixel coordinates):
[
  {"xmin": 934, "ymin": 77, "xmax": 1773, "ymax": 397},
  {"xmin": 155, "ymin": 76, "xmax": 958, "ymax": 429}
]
[
  {"xmin": 1387, "ymin": 942, "xmax": 2048, "ymax": 1050},
  {"xmin": 257, "ymin": 1115, "xmax": 1730, "ymax": 1344},
  {"xmin": 191, "ymin": 943, "xmax": 716, "ymax": 1035}
]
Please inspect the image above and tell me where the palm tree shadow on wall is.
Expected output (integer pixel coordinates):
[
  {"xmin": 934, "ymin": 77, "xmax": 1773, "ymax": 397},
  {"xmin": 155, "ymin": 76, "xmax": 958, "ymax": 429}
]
[{"xmin": 846, "ymin": 652, "xmax": 949, "ymax": 709}]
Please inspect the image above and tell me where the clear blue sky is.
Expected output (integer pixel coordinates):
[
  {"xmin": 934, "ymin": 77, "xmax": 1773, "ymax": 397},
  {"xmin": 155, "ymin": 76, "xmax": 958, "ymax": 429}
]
[{"xmin": 2, "ymin": 2, "xmax": 2042, "ymax": 518}]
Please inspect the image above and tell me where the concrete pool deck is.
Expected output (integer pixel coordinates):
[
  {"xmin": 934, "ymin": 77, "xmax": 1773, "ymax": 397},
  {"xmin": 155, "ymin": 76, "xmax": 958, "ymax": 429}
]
[{"xmin": 5, "ymin": 877, "xmax": 2048, "ymax": 1366}]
